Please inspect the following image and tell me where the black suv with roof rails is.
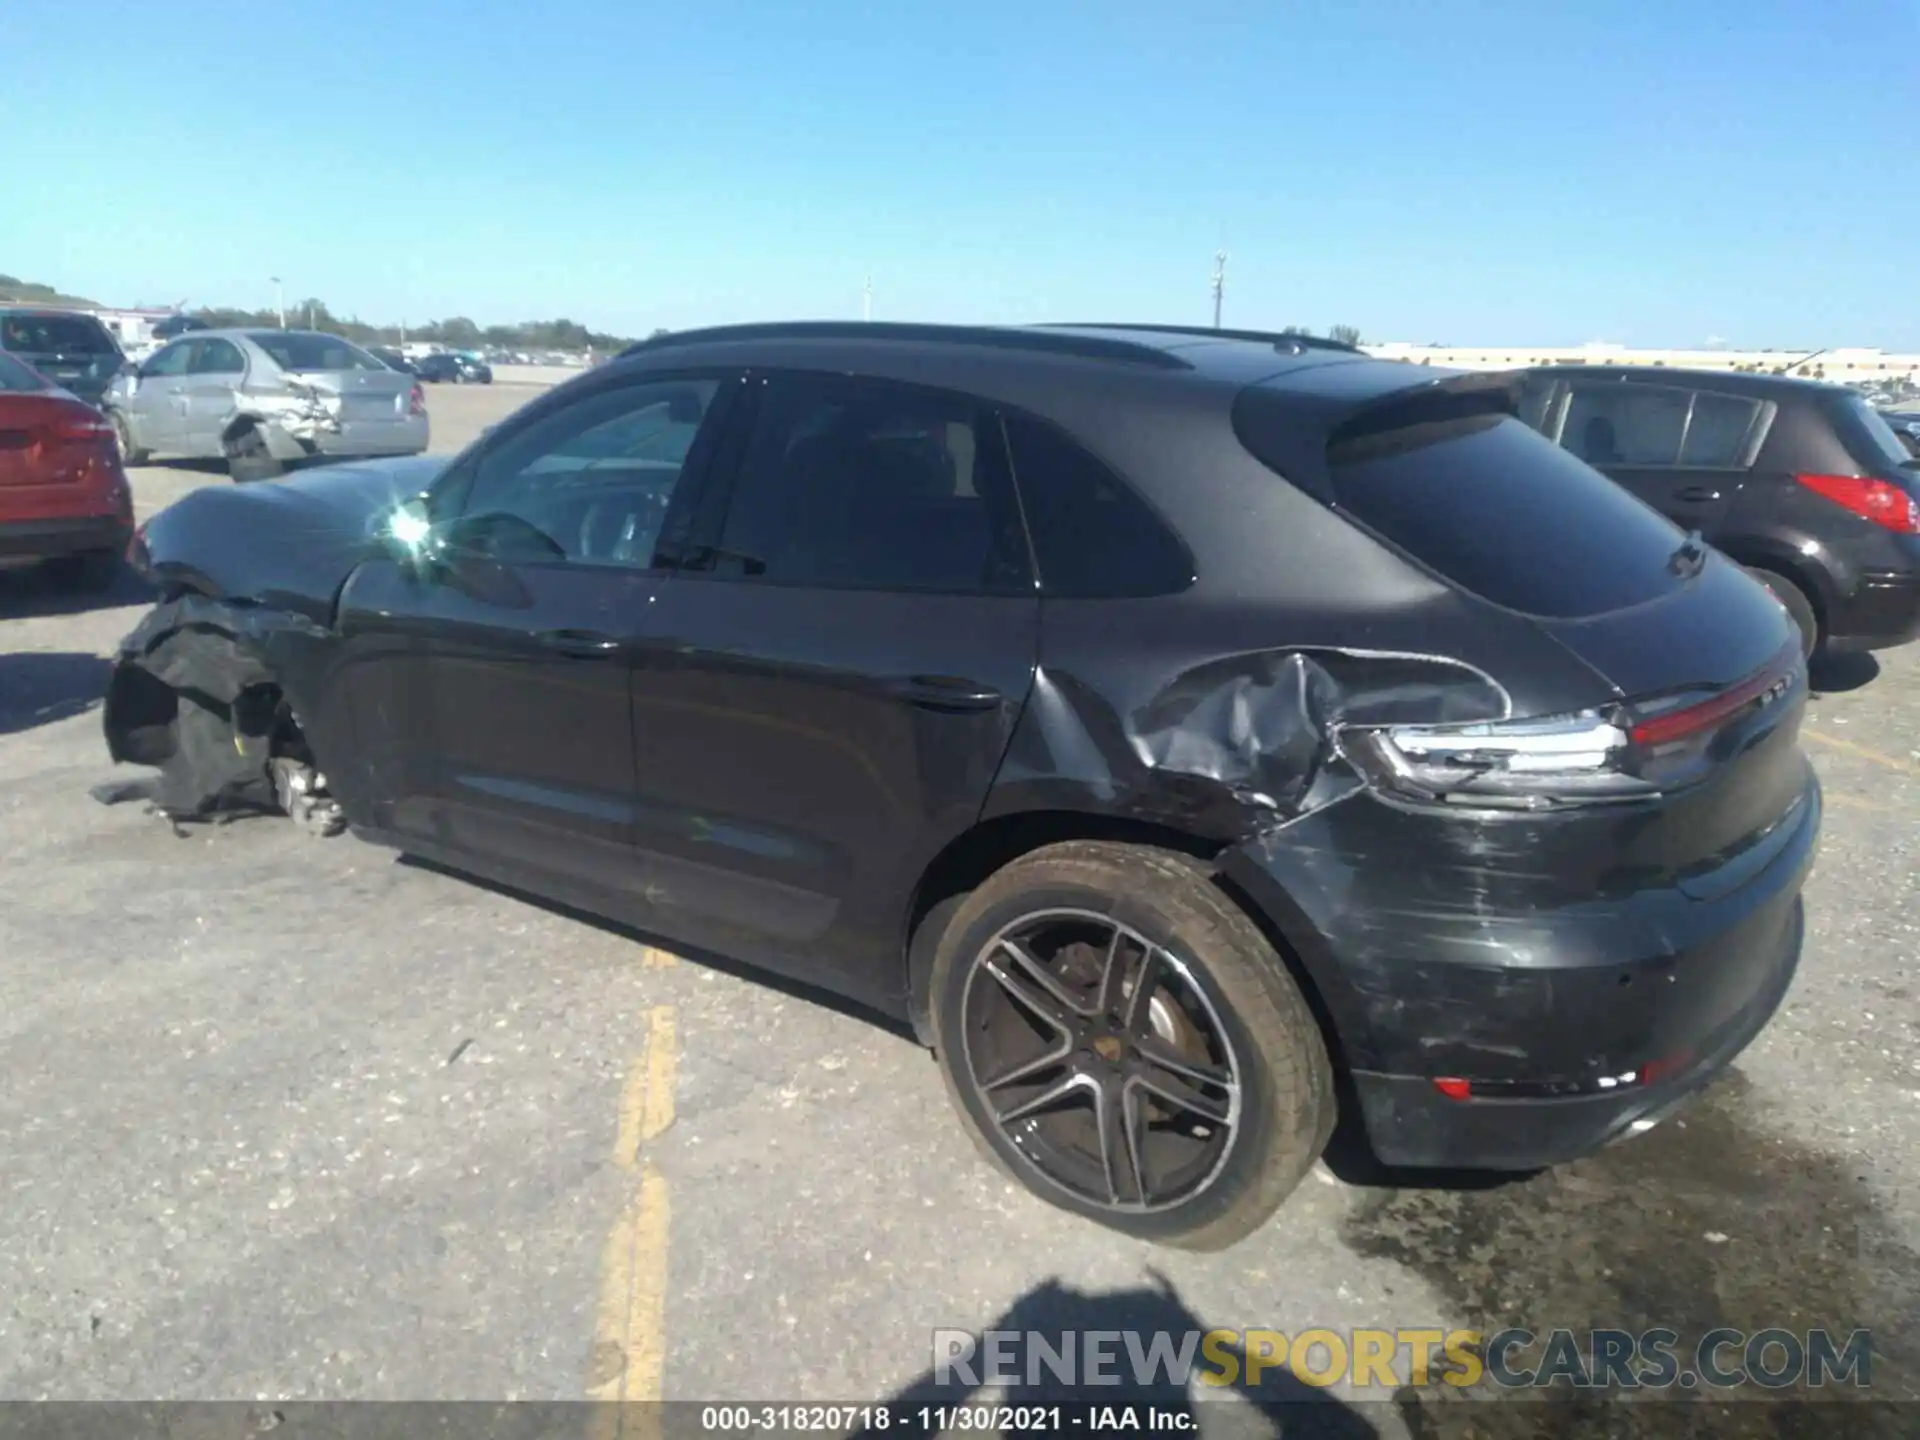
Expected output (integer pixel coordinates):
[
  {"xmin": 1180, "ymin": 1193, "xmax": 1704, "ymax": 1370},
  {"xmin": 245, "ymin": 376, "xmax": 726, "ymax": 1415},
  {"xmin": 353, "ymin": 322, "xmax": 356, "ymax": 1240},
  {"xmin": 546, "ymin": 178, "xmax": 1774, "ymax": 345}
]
[
  {"xmin": 1519, "ymin": 366, "xmax": 1920, "ymax": 660},
  {"xmin": 107, "ymin": 321, "xmax": 1819, "ymax": 1249}
]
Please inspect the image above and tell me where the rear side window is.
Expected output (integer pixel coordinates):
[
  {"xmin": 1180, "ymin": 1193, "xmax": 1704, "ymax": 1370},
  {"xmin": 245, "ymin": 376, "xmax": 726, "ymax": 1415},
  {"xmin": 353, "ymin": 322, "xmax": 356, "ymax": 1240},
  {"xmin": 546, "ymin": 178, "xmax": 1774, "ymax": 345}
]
[
  {"xmin": 1, "ymin": 313, "xmax": 118, "ymax": 356},
  {"xmin": 1316, "ymin": 409, "xmax": 1687, "ymax": 619},
  {"xmin": 707, "ymin": 374, "xmax": 1030, "ymax": 595},
  {"xmin": 1001, "ymin": 414, "xmax": 1193, "ymax": 597},
  {"xmin": 1558, "ymin": 381, "xmax": 1765, "ymax": 469}
]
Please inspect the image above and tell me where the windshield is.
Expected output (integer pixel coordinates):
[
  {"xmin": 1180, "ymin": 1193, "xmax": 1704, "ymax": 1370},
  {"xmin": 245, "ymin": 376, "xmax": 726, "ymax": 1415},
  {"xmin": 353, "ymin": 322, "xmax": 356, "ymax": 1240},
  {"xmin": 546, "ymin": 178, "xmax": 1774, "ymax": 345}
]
[
  {"xmin": 246, "ymin": 331, "xmax": 385, "ymax": 373},
  {"xmin": 1, "ymin": 312, "xmax": 119, "ymax": 356},
  {"xmin": 0, "ymin": 350, "xmax": 51, "ymax": 392}
]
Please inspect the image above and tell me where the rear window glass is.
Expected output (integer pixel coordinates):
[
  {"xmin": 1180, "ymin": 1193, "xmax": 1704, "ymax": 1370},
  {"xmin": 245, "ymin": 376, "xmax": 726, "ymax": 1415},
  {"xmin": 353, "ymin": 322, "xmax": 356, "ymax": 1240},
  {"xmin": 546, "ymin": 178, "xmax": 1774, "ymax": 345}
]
[
  {"xmin": 0, "ymin": 350, "xmax": 50, "ymax": 391},
  {"xmin": 1, "ymin": 313, "xmax": 118, "ymax": 356},
  {"xmin": 1836, "ymin": 395, "xmax": 1916, "ymax": 471},
  {"xmin": 1315, "ymin": 409, "xmax": 1687, "ymax": 619},
  {"xmin": 246, "ymin": 332, "xmax": 384, "ymax": 372}
]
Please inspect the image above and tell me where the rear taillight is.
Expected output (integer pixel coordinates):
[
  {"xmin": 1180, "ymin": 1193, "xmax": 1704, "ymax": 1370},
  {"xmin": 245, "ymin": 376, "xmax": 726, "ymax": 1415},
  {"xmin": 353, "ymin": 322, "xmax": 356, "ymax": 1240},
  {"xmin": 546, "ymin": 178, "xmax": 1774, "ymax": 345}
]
[
  {"xmin": 1794, "ymin": 472, "xmax": 1920, "ymax": 534},
  {"xmin": 408, "ymin": 383, "xmax": 426, "ymax": 416},
  {"xmin": 1342, "ymin": 641, "xmax": 1804, "ymax": 809},
  {"xmin": 1340, "ymin": 710, "xmax": 1650, "ymax": 810},
  {"xmin": 1627, "ymin": 641, "xmax": 1801, "ymax": 748}
]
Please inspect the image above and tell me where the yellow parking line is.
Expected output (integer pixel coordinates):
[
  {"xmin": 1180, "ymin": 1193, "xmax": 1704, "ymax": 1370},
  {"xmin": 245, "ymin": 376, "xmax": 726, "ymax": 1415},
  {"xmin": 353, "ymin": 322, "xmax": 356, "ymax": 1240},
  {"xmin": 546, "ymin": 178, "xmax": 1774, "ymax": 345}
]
[
  {"xmin": 1803, "ymin": 727, "xmax": 1919, "ymax": 779},
  {"xmin": 641, "ymin": 947, "xmax": 677, "ymax": 969},
  {"xmin": 593, "ymin": 1005, "xmax": 679, "ymax": 1434}
]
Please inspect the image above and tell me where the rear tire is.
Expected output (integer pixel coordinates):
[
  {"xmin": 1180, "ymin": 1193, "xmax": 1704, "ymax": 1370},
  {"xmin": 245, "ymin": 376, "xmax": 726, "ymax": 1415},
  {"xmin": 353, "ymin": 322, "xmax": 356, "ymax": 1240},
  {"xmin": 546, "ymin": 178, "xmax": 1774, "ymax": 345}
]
[
  {"xmin": 225, "ymin": 425, "xmax": 282, "ymax": 483},
  {"xmin": 110, "ymin": 411, "xmax": 149, "ymax": 466},
  {"xmin": 1745, "ymin": 567, "xmax": 1819, "ymax": 660},
  {"xmin": 929, "ymin": 841, "xmax": 1335, "ymax": 1251}
]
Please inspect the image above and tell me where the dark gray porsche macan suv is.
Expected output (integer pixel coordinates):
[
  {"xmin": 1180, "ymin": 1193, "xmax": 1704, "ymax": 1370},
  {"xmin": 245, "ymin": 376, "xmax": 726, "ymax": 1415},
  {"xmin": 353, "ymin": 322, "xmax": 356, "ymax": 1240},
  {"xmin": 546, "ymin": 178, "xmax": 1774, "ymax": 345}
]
[{"xmin": 105, "ymin": 322, "xmax": 1819, "ymax": 1249}]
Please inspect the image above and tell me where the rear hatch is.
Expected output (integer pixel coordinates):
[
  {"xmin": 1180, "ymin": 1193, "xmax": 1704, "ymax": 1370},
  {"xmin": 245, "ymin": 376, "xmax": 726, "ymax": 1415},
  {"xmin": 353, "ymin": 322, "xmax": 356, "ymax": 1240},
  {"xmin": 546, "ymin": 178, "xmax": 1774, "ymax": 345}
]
[
  {"xmin": 1235, "ymin": 371, "xmax": 1810, "ymax": 868},
  {"xmin": 0, "ymin": 311, "xmax": 123, "ymax": 406}
]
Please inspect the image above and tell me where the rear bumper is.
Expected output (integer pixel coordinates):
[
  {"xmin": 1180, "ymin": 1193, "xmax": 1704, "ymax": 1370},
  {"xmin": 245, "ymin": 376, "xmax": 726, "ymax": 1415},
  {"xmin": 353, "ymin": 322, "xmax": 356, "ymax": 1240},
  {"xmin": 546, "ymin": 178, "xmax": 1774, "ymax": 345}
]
[
  {"xmin": 0, "ymin": 513, "xmax": 132, "ymax": 567},
  {"xmin": 1348, "ymin": 893, "xmax": 1801, "ymax": 1168},
  {"xmin": 1220, "ymin": 762, "xmax": 1820, "ymax": 1172},
  {"xmin": 1824, "ymin": 568, "xmax": 1920, "ymax": 653},
  {"xmin": 274, "ymin": 415, "xmax": 430, "ymax": 461}
]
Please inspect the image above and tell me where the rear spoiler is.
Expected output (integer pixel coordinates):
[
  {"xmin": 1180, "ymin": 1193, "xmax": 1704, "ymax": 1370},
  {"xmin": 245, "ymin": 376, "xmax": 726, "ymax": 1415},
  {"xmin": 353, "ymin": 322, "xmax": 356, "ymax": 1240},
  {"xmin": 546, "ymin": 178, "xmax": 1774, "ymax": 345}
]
[{"xmin": 1233, "ymin": 368, "xmax": 1529, "ymax": 501}]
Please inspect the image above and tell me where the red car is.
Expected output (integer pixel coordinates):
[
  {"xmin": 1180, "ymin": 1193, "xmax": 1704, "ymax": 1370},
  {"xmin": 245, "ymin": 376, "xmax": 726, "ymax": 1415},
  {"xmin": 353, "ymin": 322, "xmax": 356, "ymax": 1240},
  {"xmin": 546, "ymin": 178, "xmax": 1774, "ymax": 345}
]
[{"xmin": 0, "ymin": 350, "xmax": 133, "ymax": 592}]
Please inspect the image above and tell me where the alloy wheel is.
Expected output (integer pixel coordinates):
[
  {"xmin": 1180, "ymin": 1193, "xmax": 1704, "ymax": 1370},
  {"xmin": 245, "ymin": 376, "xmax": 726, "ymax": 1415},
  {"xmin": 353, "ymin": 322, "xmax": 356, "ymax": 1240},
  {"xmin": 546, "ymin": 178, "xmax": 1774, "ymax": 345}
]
[{"xmin": 959, "ymin": 908, "xmax": 1243, "ymax": 1214}]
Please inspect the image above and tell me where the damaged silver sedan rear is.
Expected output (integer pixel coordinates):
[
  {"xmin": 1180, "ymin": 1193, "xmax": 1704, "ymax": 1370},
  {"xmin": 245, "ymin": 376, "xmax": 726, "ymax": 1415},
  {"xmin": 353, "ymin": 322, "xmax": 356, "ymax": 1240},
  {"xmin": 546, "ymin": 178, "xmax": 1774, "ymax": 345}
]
[{"xmin": 102, "ymin": 328, "xmax": 428, "ymax": 482}]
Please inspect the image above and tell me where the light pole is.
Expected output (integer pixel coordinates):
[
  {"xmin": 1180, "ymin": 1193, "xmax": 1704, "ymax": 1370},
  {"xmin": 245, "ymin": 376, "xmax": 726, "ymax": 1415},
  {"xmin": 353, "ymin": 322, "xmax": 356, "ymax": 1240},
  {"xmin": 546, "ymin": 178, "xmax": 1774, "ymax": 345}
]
[
  {"xmin": 863, "ymin": 273, "xmax": 872, "ymax": 322},
  {"xmin": 270, "ymin": 277, "xmax": 285, "ymax": 329},
  {"xmin": 1211, "ymin": 251, "xmax": 1228, "ymax": 330}
]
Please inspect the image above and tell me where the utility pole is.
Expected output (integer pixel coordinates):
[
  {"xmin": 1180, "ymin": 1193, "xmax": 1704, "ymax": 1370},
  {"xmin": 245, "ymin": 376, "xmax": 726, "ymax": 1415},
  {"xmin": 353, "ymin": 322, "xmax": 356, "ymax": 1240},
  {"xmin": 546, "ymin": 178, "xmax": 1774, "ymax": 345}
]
[
  {"xmin": 307, "ymin": 300, "xmax": 315, "ymax": 331},
  {"xmin": 863, "ymin": 273, "xmax": 873, "ymax": 322},
  {"xmin": 1211, "ymin": 251, "xmax": 1228, "ymax": 330},
  {"xmin": 271, "ymin": 277, "xmax": 285, "ymax": 329}
]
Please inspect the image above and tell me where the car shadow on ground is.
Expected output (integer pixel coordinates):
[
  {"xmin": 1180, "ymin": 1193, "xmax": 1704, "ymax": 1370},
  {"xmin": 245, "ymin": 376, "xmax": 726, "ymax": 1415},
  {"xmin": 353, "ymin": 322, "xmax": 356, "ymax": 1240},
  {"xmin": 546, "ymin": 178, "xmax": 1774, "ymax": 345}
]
[
  {"xmin": 393, "ymin": 854, "xmax": 921, "ymax": 1043},
  {"xmin": 0, "ymin": 563, "xmax": 152, "ymax": 619},
  {"xmin": 853, "ymin": 1273, "xmax": 1380, "ymax": 1439},
  {"xmin": 1808, "ymin": 650, "xmax": 1880, "ymax": 695},
  {"xmin": 0, "ymin": 651, "xmax": 113, "ymax": 735}
]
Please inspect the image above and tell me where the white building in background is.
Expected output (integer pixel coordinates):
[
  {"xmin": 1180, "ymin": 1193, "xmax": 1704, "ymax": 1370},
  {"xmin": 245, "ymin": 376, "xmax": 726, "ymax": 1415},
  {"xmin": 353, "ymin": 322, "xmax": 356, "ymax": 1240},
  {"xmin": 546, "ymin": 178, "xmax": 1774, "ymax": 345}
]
[{"xmin": 1363, "ymin": 340, "xmax": 1920, "ymax": 384}]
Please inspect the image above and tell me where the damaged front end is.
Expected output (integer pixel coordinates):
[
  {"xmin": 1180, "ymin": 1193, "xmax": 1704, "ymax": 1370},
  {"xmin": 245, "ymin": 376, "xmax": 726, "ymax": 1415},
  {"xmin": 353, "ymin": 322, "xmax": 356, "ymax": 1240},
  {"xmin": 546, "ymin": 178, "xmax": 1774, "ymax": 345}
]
[{"xmin": 97, "ymin": 592, "xmax": 344, "ymax": 837}]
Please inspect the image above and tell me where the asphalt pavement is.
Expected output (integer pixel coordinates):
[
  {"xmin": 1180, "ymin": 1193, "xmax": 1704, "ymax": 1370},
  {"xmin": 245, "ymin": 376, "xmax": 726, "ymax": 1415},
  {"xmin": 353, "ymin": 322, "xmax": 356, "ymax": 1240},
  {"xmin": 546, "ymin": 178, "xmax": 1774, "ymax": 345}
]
[{"xmin": 0, "ymin": 378, "xmax": 1915, "ymax": 1437}]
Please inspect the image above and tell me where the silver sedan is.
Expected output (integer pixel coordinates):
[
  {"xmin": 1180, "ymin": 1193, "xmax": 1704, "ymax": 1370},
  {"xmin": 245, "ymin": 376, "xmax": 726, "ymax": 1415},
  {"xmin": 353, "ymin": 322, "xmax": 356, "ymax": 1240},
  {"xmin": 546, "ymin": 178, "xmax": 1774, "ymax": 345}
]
[{"xmin": 103, "ymin": 328, "xmax": 429, "ymax": 481}]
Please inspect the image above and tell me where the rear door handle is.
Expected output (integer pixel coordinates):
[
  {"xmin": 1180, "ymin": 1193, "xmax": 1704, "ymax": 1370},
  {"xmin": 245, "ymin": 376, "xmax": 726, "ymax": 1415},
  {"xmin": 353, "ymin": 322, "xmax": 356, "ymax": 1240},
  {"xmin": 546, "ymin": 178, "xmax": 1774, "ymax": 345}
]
[
  {"xmin": 885, "ymin": 675, "xmax": 1002, "ymax": 711},
  {"xmin": 1675, "ymin": 484, "xmax": 1722, "ymax": 502},
  {"xmin": 537, "ymin": 628, "xmax": 623, "ymax": 658}
]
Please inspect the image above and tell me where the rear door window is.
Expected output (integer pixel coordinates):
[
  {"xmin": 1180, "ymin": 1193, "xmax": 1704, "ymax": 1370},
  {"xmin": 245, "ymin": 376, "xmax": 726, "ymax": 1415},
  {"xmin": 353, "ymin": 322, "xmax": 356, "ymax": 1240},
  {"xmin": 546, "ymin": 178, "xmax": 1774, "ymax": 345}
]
[
  {"xmin": 1561, "ymin": 382, "xmax": 1690, "ymax": 465},
  {"xmin": 1316, "ymin": 409, "xmax": 1688, "ymax": 619},
  {"xmin": 702, "ymin": 373, "xmax": 1031, "ymax": 595},
  {"xmin": 1001, "ymin": 413, "xmax": 1193, "ymax": 596}
]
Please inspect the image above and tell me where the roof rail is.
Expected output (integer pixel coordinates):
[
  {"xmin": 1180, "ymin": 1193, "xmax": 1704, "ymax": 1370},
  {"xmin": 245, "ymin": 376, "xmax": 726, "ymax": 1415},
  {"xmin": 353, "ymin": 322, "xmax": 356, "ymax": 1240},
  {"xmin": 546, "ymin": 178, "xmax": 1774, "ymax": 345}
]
[
  {"xmin": 1040, "ymin": 323, "xmax": 1365, "ymax": 356},
  {"xmin": 616, "ymin": 321, "xmax": 1192, "ymax": 369}
]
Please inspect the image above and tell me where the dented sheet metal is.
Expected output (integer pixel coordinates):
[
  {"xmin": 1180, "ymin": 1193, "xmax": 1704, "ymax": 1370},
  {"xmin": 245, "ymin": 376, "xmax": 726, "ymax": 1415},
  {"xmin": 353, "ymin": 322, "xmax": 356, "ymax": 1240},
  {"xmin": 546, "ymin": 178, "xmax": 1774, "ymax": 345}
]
[
  {"xmin": 101, "ymin": 593, "xmax": 336, "ymax": 825},
  {"xmin": 1005, "ymin": 646, "xmax": 1510, "ymax": 839}
]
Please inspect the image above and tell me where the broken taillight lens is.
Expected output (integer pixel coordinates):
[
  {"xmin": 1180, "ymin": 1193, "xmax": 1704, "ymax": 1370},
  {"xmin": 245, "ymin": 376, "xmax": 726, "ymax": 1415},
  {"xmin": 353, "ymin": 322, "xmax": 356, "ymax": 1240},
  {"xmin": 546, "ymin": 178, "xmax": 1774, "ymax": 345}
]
[
  {"xmin": 1794, "ymin": 472, "xmax": 1920, "ymax": 534},
  {"xmin": 1626, "ymin": 641, "xmax": 1801, "ymax": 749},
  {"xmin": 1341, "ymin": 709, "xmax": 1651, "ymax": 810}
]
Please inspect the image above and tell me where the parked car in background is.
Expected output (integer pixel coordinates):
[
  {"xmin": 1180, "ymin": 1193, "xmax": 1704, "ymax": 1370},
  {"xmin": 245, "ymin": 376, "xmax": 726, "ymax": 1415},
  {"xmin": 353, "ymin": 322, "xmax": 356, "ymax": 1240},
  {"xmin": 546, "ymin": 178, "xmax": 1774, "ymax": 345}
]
[
  {"xmin": 0, "ymin": 308, "xmax": 125, "ymax": 410},
  {"xmin": 368, "ymin": 346, "xmax": 419, "ymax": 376},
  {"xmin": 151, "ymin": 314, "xmax": 210, "ymax": 343},
  {"xmin": 415, "ymin": 352, "xmax": 492, "ymax": 384},
  {"xmin": 0, "ymin": 349, "xmax": 132, "ymax": 591},
  {"xmin": 102, "ymin": 329, "xmax": 428, "ymax": 482},
  {"xmin": 1520, "ymin": 367, "xmax": 1920, "ymax": 659},
  {"xmin": 105, "ymin": 322, "xmax": 1817, "ymax": 1248}
]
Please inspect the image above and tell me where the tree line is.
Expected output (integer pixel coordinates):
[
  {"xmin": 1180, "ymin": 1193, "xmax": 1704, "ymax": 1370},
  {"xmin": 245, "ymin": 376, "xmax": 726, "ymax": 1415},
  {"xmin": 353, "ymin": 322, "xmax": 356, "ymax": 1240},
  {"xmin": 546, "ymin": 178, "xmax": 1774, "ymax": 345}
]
[{"xmin": 186, "ymin": 299, "xmax": 639, "ymax": 354}]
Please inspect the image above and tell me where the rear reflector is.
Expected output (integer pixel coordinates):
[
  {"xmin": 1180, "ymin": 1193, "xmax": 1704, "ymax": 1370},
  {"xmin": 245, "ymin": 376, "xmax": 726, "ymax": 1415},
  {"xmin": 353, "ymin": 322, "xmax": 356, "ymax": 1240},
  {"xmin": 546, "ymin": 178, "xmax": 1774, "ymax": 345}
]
[
  {"xmin": 1795, "ymin": 472, "xmax": 1920, "ymax": 534},
  {"xmin": 1628, "ymin": 640, "xmax": 1800, "ymax": 748}
]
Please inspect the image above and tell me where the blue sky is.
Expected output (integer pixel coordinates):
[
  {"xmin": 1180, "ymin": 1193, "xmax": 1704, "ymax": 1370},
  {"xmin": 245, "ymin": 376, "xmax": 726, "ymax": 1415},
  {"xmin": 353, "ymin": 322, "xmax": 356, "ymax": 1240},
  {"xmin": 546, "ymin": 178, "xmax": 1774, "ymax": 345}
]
[{"xmin": 3, "ymin": 0, "xmax": 1915, "ymax": 345}]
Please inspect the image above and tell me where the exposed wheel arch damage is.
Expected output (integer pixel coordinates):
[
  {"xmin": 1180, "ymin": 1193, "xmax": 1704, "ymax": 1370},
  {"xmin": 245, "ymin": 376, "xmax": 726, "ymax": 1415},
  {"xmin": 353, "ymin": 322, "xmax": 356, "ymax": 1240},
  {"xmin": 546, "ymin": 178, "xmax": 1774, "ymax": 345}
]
[{"xmin": 98, "ymin": 592, "xmax": 344, "ymax": 835}]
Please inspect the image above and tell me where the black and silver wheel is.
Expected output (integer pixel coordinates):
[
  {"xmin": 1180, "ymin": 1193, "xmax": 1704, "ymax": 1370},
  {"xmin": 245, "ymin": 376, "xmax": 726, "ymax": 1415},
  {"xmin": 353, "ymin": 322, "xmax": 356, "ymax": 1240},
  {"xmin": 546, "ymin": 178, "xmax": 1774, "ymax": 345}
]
[{"xmin": 930, "ymin": 842, "xmax": 1335, "ymax": 1250}]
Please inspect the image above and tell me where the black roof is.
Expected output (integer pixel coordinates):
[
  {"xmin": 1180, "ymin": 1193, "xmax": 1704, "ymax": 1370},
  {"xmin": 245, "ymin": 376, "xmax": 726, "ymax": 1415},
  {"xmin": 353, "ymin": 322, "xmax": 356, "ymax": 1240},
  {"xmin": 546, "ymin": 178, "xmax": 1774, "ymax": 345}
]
[{"xmin": 614, "ymin": 320, "xmax": 1392, "ymax": 389}]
